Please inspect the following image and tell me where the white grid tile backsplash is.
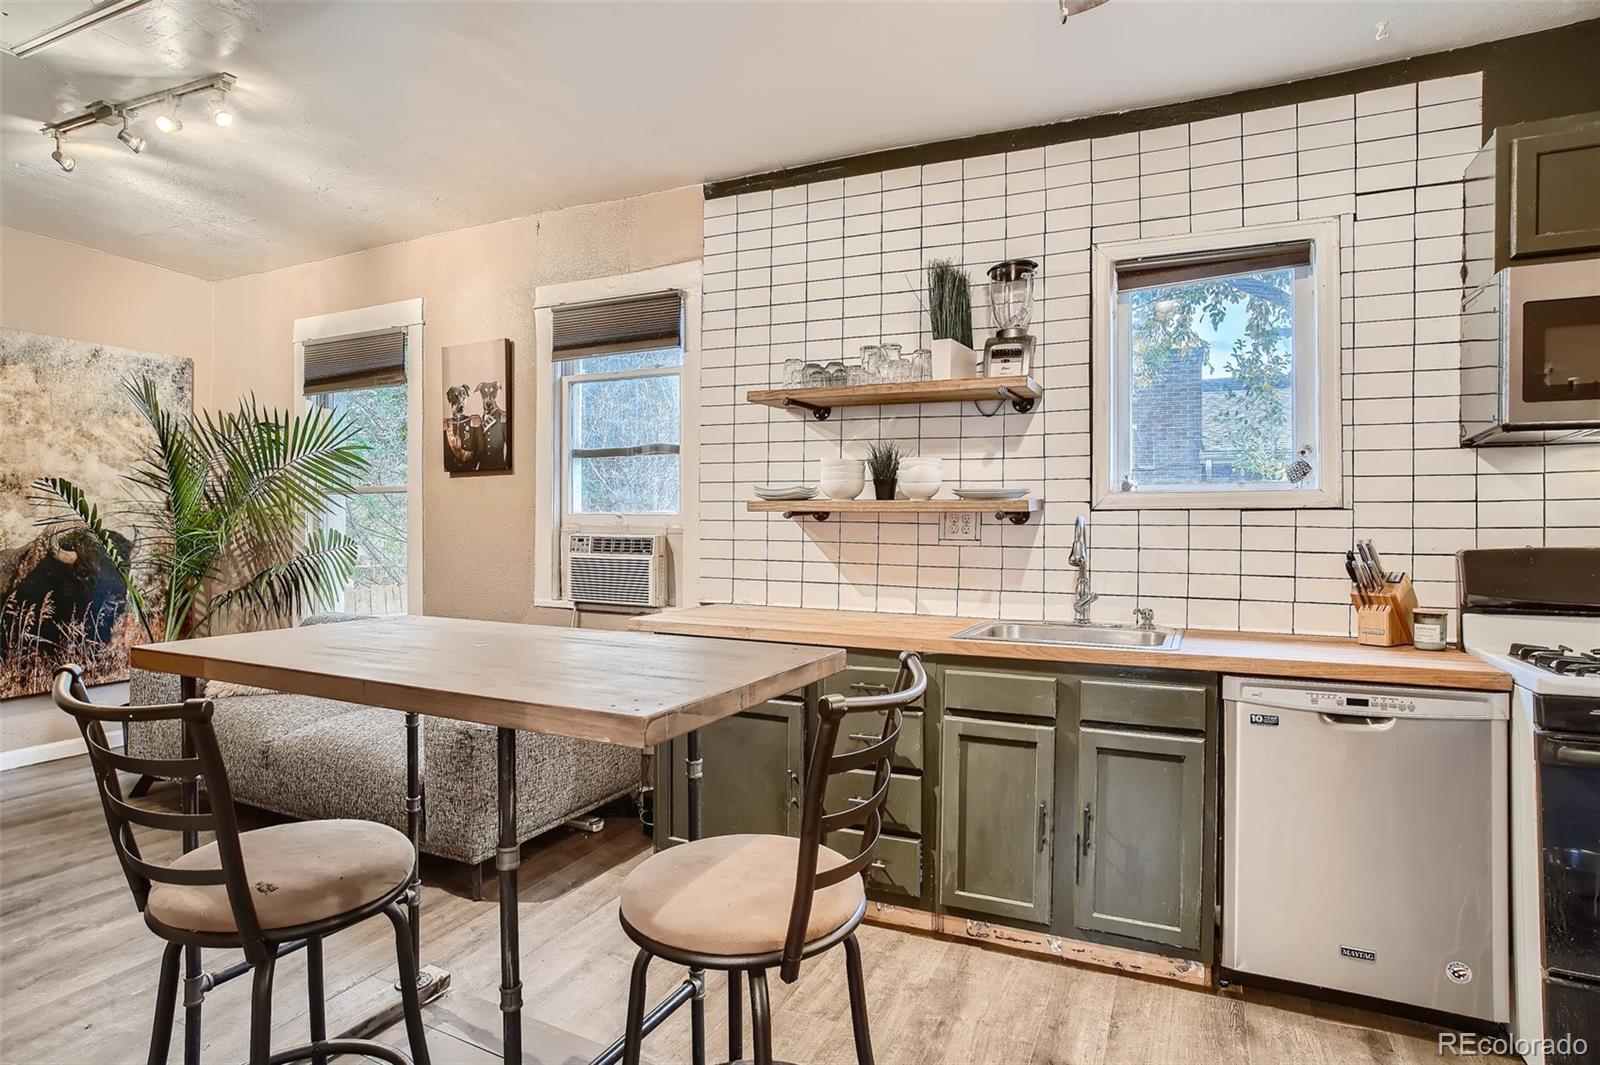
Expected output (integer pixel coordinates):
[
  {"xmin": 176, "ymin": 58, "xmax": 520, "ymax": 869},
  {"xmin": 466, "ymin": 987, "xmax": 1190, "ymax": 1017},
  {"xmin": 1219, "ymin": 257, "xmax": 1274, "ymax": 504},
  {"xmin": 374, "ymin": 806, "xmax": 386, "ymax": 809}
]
[{"xmin": 694, "ymin": 74, "xmax": 1600, "ymax": 636}]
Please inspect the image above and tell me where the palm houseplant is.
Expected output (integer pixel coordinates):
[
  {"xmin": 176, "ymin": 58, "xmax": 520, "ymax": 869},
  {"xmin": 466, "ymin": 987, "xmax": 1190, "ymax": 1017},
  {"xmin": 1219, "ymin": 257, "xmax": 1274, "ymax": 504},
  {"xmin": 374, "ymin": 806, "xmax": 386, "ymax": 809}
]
[
  {"xmin": 926, "ymin": 258, "xmax": 978, "ymax": 379},
  {"xmin": 30, "ymin": 376, "xmax": 370, "ymax": 702}
]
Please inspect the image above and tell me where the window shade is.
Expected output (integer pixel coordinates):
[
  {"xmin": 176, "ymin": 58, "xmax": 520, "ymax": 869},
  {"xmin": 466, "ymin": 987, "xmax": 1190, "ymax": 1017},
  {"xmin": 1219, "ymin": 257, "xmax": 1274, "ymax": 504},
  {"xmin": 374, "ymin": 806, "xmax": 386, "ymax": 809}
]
[
  {"xmin": 551, "ymin": 291, "xmax": 682, "ymax": 361},
  {"xmin": 1115, "ymin": 241, "xmax": 1313, "ymax": 292},
  {"xmin": 302, "ymin": 328, "xmax": 407, "ymax": 395}
]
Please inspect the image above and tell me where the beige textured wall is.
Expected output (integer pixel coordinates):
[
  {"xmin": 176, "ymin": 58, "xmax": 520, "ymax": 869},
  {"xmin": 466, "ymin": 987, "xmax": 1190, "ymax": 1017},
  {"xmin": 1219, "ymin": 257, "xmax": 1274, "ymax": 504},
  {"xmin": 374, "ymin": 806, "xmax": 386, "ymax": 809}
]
[
  {"xmin": 1, "ymin": 227, "xmax": 216, "ymax": 404},
  {"xmin": 1, "ymin": 228, "xmax": 217, "ymax": 755},
  {"xmin": 209, "ymin": 186, "xmax": 703, "ymax": 623}
]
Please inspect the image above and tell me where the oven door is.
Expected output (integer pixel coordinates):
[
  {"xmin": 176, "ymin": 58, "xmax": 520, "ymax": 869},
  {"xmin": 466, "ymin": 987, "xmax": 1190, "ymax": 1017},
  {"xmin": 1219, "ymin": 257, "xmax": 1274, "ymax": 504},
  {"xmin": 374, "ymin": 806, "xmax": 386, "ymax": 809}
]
[
  {"xmin": 1507, "ymin": 259, "xmax": 1600, "ymax": 429},
  {"xmin": 1539, "ymin": 733, "xmax": 1600, "ymax": 981}
]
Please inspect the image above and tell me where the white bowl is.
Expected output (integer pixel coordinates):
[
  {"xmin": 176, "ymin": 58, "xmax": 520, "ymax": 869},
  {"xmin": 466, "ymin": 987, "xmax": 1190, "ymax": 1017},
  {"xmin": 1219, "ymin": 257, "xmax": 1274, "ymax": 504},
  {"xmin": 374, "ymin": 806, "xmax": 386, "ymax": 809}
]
[
  {"xmin": 900, "ymin": 479, "xmax": 941, "ymax": 500},
  {"xmin": 821, "ymin": 475, "xmax": 865, "ymax": 500}
]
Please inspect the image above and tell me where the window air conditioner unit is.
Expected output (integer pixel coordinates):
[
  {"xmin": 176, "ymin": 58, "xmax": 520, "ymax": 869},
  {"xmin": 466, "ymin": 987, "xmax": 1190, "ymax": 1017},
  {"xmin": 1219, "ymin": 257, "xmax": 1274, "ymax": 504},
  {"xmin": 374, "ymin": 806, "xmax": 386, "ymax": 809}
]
[{"xmin": 563, "ymin": 533, "xmax": 668, "ymax": 608}]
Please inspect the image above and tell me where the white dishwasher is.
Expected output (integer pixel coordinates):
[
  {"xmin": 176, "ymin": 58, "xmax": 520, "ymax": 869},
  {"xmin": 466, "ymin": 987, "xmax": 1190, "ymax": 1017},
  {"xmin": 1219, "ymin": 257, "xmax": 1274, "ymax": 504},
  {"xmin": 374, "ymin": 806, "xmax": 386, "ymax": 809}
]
[{"xmin": 1221, "ymin": 676, "xmax": 1510, "ymax": 1023}]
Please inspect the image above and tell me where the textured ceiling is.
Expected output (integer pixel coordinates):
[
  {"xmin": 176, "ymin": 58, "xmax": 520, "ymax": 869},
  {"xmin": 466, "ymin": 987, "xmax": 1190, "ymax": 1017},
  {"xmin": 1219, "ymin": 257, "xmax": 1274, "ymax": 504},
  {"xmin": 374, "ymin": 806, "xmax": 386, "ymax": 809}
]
[{"xmin": 2, "ymin": 0, "xmax": 1596, "ymax": 280}]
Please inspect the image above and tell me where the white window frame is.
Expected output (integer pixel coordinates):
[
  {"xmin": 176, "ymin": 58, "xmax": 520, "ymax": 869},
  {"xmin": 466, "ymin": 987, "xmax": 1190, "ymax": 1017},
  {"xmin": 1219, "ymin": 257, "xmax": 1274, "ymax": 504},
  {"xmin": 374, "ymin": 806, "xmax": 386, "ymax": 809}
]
[
  {"xmin": 1091, "ymin": 219, "xmax": 1342, "ymax": 511},
  {"xmin": 533, "ymin": 262, "xmax": 702, "ymax": 608},
  {"xmin": 560, "ymin": 353, "xmax": 684, "ymax": 522},
  {"xmin": 292, "ymin": 298, "xmax": 424, "ymax": 613}
]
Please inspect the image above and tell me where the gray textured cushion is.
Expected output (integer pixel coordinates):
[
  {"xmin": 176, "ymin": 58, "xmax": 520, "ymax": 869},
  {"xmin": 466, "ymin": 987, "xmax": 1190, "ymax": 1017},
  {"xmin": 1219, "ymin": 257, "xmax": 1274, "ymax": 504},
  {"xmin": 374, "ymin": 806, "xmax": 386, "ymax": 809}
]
[{"xmin": 127, "ymin": 692, "xmax": 642, "ymax": 865}]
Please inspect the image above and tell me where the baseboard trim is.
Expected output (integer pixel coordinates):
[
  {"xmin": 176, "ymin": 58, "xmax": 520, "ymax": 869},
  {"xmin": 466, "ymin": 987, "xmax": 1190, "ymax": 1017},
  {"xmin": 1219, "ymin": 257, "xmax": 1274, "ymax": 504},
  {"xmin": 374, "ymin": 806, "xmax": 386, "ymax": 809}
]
[{"xmin": 0, "ymin": 731, "xmax": 115, "ymax": 772}]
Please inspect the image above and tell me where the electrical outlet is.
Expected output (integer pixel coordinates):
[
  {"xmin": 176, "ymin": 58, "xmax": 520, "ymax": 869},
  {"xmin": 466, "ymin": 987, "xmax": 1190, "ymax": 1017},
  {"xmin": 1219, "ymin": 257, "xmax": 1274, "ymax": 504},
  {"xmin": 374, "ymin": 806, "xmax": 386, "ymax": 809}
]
[{"xmin": 940, "ymin": 511, "xmax": 982, "ymax": 543}]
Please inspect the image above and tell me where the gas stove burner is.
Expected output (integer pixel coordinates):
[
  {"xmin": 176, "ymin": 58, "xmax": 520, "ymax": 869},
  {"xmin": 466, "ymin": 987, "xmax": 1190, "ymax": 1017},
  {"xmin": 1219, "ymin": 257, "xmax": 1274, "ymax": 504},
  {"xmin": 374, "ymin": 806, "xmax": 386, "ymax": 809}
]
[{"xmin": 1509, "ymin": 643, "xmax": 1600, "ymax": 675}]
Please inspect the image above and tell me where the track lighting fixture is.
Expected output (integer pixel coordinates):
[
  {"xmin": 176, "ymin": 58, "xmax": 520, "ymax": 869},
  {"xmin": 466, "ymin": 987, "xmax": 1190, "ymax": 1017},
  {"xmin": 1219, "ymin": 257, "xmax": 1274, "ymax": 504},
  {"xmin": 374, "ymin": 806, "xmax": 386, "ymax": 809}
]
[
  {"xmin": 207, "ymin": 88, "xmax": 234, "ymax": 127},
  {"xmin": 116, "ymin": 113, "xmax": 144, "ymax": 154},
  {"xmin": 39, "ymin": 72, "xmax": 234, "ymax": 172},
  {"xmin": 154, "ymin": 97, "xmax": 182, "ymax": 134},
  {"xmin": 50, "ymin": 132, "xmax": 74, "ymax": 173}
]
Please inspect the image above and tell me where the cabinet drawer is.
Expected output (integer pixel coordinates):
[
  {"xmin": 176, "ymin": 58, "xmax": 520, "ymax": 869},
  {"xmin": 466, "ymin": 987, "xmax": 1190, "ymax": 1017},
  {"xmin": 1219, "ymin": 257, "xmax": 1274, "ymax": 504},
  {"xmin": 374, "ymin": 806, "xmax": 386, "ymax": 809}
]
[
  {"xmin": 943, "ymin": 666, "xmax": 1056, "ymax": 720},
  {"xmin": 1079, "ymin": 677, "xmax": 1206, "ymax": 732},
  {"xmin": 838, "ymin": 708, "xmax": 923, "ymax": 771},
  {"xmin": 828, "ymin": 828, "xmax": 921, "ymax": 899},
  {"xmin": 825, "ymin": 769, "xmax": 921, "ymax": 835}
]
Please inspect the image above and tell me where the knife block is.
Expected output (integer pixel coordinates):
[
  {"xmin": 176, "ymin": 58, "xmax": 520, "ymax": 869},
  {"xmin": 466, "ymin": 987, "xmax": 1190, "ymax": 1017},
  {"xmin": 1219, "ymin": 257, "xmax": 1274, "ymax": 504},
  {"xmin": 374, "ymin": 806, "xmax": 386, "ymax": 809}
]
[{"xmin": 1351, "ymin": 575, "xmax": 1418, "ymax": 647}]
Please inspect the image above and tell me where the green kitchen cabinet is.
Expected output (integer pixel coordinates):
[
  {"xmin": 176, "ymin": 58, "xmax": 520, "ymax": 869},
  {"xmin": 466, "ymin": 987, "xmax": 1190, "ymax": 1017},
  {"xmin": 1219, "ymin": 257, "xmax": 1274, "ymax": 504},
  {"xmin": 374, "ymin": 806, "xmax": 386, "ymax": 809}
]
[
  {"xmin": 1072, "ymin": 723, "xmax": 1206, "ymax": 951},
  {"xmin": 654, "ymin": 697, "xmax": 805, "ymax": 848},
  {"xmin": 1468, "ymin": 111, "xmax": 1600, "ymax": 271},
  {"xmin": 937, "ymin": 714, "xmax": 1055, "ymax": 925}
]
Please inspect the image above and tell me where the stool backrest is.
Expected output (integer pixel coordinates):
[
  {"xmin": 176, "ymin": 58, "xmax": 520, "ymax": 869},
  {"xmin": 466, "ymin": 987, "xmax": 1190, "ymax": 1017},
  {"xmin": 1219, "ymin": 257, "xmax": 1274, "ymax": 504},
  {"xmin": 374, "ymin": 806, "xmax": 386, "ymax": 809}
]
[
  {"xmin": 782, "ymin": 651, "xmax": 926, "ymax": 981},
  {"xmin": 52, "ymin": 664, "xmax": 268, "ymax": 957}
]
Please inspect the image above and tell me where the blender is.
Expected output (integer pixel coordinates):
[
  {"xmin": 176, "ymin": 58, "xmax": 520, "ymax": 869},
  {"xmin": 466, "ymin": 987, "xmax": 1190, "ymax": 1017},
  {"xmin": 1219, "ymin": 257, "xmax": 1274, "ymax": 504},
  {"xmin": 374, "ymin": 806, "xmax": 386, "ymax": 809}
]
[{"xmin": 984, "ymin": 258, "xmax": 1037, "ymax": 377}]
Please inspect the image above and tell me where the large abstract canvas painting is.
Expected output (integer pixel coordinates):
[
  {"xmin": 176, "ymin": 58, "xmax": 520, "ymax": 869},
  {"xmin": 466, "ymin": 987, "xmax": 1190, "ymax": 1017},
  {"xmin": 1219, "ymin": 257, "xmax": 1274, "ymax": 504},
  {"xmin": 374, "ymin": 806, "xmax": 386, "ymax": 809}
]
[
  {"xmin": 442, "ymin": 338, "xmax": 512, "ymax": 474},
  {"xmin": 0, "ymin": 328, "xmax": 193, "ymax": 699}
]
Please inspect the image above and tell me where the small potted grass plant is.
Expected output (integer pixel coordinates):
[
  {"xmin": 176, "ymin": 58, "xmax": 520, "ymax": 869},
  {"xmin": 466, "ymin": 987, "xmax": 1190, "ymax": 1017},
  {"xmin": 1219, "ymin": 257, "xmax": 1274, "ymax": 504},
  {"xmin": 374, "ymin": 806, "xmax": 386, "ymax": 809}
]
[
  {"xmin": 868, "ymin": 441, "xmax": 902, "ymax": 501},
  {"xmin": 927, "ymin": 259, "xmax": 978, "ymax": 379}
]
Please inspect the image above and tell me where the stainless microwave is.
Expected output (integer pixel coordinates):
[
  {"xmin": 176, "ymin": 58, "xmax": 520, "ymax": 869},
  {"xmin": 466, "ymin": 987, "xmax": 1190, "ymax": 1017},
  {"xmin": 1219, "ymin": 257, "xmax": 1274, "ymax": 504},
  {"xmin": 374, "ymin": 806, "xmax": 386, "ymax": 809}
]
[{"xmin": 1461, "ymin": 258, "xmax": 1600, "ymax": 446}]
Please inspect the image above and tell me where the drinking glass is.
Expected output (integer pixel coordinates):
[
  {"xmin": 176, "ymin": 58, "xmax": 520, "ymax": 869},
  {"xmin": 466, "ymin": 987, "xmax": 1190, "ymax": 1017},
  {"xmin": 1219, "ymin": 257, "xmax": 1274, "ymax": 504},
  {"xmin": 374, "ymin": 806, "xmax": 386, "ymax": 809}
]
[
  {"xmin": 826, "ymin": 360, "xmax": 848, "ymax": 386},
  {"xmin": 860, "ymin": 344, "xmax": 885, "ymax": 382},
  {"xmin": 783, "ymin": 358, "xmax": 804, "ymax": 387},
  {"xmin": 846, "ymin": 366, "xmax": 864, "ymax": 387},
  {"xmin": 881, "ymin": 343, "xmax": 903, "ymax": 367},
  {"xmin": 803, "ymin": 362, "xmax": 828, "ymax": 387},
  {"xmin": 912, "ymin": 349, "xmax": 933, "ymax": 381}
]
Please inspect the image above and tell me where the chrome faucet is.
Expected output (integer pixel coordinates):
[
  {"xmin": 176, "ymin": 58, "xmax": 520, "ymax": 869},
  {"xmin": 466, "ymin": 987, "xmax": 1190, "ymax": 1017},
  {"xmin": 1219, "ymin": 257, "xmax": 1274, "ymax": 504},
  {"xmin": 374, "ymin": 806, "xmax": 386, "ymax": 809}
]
[{"xmin": 1067, "ymin": 515, "xmax": 1098, "ymax": 624}]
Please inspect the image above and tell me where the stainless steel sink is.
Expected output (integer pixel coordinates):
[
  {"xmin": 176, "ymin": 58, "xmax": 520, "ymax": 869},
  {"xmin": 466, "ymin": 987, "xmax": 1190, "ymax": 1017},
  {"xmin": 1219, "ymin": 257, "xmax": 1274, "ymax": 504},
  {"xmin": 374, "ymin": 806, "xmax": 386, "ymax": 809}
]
[{"xmin": 952, "ymin": 620, "xmax": 1184, "ymax": 650}]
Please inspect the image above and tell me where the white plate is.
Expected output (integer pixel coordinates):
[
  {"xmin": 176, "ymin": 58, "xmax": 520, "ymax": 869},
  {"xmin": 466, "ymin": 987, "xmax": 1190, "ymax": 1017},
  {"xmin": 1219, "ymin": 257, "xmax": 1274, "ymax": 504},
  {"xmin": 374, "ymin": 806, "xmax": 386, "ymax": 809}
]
[
  {"xmin": 952, "ymin": 487, "xmax": 1029, "ymax": 500},
  {"xmin": 755, "ymin": 485, "xmax": 817, "ymax": 500}
]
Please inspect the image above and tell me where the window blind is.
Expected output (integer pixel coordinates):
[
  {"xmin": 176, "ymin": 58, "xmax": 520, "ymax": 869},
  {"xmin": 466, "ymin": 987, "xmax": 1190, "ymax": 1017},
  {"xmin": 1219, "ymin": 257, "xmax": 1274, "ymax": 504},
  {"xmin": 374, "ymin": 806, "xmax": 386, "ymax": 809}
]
[
  {"xmin": 551, "ymin": 291, "xmax": 682, "ymax": 361},
  {"xmin": 302, "ymin": 327, "xmax": 407, "ymax": 395},
  {"xmin": 1115, "ymin": 241, "xmax": 1313, "ymax": 292}
]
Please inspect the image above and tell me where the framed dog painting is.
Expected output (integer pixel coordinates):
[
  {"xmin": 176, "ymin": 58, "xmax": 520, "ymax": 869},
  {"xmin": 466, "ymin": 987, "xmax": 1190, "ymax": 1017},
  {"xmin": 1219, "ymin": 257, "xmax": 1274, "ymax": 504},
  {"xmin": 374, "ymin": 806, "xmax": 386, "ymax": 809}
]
[{"xmin": 441, "ymin": 339, "xmax": 512, "ymax": 474}]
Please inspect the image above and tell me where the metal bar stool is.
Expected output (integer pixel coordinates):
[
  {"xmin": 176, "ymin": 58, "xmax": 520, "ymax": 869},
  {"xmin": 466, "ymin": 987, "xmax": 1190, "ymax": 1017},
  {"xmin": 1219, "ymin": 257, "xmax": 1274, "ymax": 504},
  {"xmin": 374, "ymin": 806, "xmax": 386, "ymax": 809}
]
[
  {"xmin": 616, "ymin": 651, "xmax": 927, "ymax": 1065},
  {"xmin": 51, "ymin": 664, "xmax": 431, "ymax": 1065}
]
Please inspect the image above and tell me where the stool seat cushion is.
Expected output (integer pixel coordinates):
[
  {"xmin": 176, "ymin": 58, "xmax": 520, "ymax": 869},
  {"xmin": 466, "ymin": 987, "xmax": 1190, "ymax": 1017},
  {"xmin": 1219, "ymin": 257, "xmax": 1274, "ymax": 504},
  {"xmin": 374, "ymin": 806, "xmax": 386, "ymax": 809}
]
[
  {"xmin": 619, "ymin": 833, "xmax": 864, "ymax": 957},
  {"xmin": 147, "ymin": 819, "xmax": 415, "ymax": 934}
]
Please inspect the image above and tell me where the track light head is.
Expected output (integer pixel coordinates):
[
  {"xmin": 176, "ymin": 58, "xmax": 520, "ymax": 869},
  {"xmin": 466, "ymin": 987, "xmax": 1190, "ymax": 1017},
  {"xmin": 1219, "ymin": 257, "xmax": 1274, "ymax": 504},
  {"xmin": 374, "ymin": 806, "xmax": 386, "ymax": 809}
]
[
  {"xmin": 154, "ymin": 97, "xmax": 182, "ymax": 134},
  {"xmin": 50, "ymin": 133, "xmax": 75, "ymax": 173},
  {"xmin": 208, "ymin": 88, "xmax": 234, "ymax": 127},
  {"xmin": 116, "ymin": 114, "xmax": 144, "ymax": 154}
]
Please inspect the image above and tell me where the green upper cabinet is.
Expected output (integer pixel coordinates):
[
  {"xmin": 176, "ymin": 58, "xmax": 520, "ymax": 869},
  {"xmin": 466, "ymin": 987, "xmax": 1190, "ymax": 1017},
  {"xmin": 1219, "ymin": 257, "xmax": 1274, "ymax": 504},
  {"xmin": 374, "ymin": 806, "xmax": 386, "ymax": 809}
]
[
  {"xmin": 1468, "ymin": 111, "xmax": 1600, "ymax": 271},
  {"xmin": 938, "ymin": 715, "xmax": 1054, "ymax": 925},
  {"xmin": 1073, "ymin": 725, "xmax": 1205, "ymax": 950},
  {"xmin": 1509, "ymin": 113, "xmax": 1600, "ymax": 261},
  {"xmin": 656, "ymin": 697, "xmax": 804, "ymax": 847}
]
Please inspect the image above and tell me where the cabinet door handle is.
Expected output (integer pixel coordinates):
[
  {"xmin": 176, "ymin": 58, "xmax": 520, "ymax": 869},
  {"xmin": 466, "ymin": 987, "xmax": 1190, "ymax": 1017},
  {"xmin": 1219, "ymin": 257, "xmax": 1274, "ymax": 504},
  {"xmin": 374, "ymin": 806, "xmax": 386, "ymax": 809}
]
[
  {"xmin": 1037, "ymin": 802, "xmax": 1048, "ymax": 852},
  {"xmin": 847, "ymin": 732, "xmax": 882, "ymax": 743},
  {"xmin": 1080, "ymin": 803, "xmax": 1093, "ymax": 857},
  {"xmin": 789, "ymin": 771, "xmax": 801, "ymax": 809},
  {"xmin": 849, "ymin": 682, "xmax": 891, "ymax": 695}
]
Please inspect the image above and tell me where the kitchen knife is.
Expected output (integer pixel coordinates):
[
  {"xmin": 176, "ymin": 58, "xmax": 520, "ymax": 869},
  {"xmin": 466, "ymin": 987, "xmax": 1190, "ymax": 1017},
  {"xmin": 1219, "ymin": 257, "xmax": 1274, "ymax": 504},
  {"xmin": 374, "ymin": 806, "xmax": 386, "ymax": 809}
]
[
  {"xmin": 1357, "ymin": 540, "xmax": 1385, "ymax": 589},
  {"xmin": 1345, "ymin": 552, "xmax": 1370, "ymax": 602}
]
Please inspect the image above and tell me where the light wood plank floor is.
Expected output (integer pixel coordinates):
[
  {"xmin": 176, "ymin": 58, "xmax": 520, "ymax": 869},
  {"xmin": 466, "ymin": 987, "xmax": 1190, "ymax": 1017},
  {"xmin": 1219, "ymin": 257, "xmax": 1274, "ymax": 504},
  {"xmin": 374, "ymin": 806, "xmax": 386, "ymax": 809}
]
[{"xmin": 1, "ymin": 755, "xmax": 1509, "ymax": 1064}]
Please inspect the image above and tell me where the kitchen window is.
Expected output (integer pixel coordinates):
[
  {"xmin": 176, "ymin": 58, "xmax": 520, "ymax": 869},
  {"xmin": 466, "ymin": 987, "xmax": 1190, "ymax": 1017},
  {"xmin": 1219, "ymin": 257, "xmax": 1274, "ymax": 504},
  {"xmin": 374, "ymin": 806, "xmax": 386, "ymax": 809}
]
[
  {"xmin": 1091, "ymin": 220, "xmax": 1342, "ymax": 509},
  {"xmin": 553, "ymin": 291, "xmax": 684, "ymax": 518}
]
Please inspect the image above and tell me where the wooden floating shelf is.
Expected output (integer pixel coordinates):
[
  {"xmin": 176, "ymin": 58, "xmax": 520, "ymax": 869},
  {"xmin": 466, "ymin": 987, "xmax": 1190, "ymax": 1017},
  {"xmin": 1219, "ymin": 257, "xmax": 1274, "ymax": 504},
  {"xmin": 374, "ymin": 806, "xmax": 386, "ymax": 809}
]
[
  {"xmin": 747, "ymin": 375, "xmax": 1042, "ymax": 420},
  {"xmin": 748, "ymin": 498, "xmax": 1042, "ymax": 524}
]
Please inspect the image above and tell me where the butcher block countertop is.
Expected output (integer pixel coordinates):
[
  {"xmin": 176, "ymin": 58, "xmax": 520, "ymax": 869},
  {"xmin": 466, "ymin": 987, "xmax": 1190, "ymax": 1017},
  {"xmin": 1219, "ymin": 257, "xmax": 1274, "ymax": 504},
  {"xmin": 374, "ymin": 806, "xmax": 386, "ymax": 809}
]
[{"xmin": 629, "ymin": 604, "xmax": 1513, "ymax": 692}]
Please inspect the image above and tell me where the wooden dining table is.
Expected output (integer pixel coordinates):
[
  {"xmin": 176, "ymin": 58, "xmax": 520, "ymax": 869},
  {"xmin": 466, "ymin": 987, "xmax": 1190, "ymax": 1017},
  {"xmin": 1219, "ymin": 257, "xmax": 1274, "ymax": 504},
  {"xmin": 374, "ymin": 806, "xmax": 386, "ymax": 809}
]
[{"xmin": 131, "ymin": 614, "xmax": 846, "ymax": 1065}]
